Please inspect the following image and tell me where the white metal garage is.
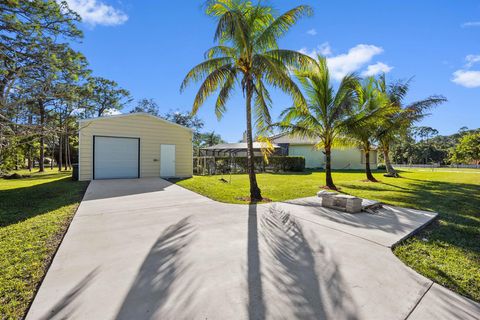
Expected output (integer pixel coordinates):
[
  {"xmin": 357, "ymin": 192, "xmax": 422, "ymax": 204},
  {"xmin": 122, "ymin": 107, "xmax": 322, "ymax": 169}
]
[
  {"xmin": 93, "ymin": 136, "xmax": 140, "ymax": 180},
  {"xmin": 78, "ymin": 113, "xmax": 193, "ymax": 181}
]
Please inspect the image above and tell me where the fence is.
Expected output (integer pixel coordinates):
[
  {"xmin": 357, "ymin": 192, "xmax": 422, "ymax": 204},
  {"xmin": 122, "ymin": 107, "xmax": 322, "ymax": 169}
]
[
  {"xmin": 393, "ymin": 163, "xmax": 480, "ymax": 169},
  {"xmin": 193, "ymin": 156, "xmax": 305, "ymax": 175}
]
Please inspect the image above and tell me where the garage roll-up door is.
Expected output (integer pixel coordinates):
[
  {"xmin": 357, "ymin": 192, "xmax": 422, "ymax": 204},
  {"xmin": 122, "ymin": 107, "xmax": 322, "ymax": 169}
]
[{"xmin": 94, "ymin": 136, "xmax": 139, "ymax": 179}]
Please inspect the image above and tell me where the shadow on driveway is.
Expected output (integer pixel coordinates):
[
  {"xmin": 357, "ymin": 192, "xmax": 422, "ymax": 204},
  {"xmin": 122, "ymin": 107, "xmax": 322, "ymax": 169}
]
[
  {"xmin": 83, "ymin": 178, "xmax": 172, "ymax": 201},
  {"xmin": 115, "ymin": 216, "xmax": 195, "ymax": 319},
  {"xmin": 248, "ymin": 204, "xmax": 358, "ymax": 319},
  {"xmin": 39, "ymin": 267, "xmax": 99, "ymax": 320}
]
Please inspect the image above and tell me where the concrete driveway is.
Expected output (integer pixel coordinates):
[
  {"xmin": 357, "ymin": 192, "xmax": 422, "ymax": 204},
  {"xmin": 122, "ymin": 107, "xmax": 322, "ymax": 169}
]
[{"xmin": 26, "ymin": 178, "xmax": 480, "ymax": 320}]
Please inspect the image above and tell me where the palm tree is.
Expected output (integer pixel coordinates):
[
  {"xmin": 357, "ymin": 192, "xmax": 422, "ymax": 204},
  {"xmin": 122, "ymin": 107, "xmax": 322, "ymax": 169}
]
[
  {"xmin": 201, "ymin": 131, "xmax": 225, "ymax": 147},
  {"xmin": 346, "ymin": 76, "xmax": 388, "ymax": 182},
  {"xmin": 181, "ymin": 0, "xmax": 312, "ymax": 201},
  {"xmin": 376, "ymin": 75, "xmax": 446, "ymax": 177},
  {"xmin": 278, "ymin": 56, "xmax": 360, "ymax": 190}
]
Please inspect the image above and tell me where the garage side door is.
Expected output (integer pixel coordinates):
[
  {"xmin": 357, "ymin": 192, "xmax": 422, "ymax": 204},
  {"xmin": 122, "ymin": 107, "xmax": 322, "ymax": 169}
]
[{"xmin": 94, "ymin": 136, "xmax": 139, "ymax": 179}]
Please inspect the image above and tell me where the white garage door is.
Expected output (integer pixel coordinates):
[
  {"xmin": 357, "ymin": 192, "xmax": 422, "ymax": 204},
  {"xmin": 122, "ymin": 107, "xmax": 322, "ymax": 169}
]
[{"xmin": 94, "ymin": 136, "xmax": 139, "ymax": 179}]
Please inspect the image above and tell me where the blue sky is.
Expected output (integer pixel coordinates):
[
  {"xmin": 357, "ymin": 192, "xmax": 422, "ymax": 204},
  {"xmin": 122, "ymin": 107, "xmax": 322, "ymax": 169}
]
[{"xmin": 68, "ymin": 0, "xmax": 480, "ymax": 142}]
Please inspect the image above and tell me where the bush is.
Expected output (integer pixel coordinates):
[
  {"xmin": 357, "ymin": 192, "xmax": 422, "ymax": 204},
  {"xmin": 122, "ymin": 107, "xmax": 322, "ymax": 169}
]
[
  {"xmin": 268, "ymin": 156, "xmax": 305, "ymax": 172},
  {"xmin": 377, "ymin": 163, "xmax": 386, "ymax": 170}
]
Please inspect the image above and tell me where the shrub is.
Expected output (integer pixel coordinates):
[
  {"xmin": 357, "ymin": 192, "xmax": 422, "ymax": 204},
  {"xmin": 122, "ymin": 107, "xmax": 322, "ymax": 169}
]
[
  {"xmin": 377, "ymin": 163, "xmax": 386, "ymax": 170},
  {"xmin": 268, "ymin": 156, "xmax": 305, "ymax": 172}
]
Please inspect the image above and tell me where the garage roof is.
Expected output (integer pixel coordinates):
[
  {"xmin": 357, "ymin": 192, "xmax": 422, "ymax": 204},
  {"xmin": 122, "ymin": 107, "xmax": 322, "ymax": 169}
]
[{"xmin": 78, "ymin": 112, "xmax": 193, "ymax": 131}]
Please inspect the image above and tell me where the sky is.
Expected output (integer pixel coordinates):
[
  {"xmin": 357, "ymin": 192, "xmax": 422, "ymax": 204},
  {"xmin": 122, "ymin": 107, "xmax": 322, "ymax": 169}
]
[{"xmin": 66, "ymin": 0, "xmax": 480, "ymax": 142}]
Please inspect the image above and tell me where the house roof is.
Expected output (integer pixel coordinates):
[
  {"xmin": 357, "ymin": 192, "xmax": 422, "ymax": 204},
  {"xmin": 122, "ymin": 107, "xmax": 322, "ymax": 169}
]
[
  {"xmin": 269, "ymin": 132, "xmax": 319, "ymax": 145},
  {"xmin": 78, "ymin": 112, "xmax": 193, "ymax": 132},
  {"xmin": 269, "ymin": 132, "xmax": 377, "ymax": 150},
  {"xmin": 201, "ymin": 142, "xmax": 280, "ymax": 152}
]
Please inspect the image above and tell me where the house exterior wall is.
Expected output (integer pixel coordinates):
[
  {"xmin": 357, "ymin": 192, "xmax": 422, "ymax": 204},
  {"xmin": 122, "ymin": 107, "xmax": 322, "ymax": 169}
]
[
  {"xmin": 78, "ymin": 114, "xmax": 193, "ymax": 181},
  {"xmin": 288, "ymin": 145, "xmax": 324, "ymax": 168},
  {"xmin": 288, "ymin": 145, "xmax": 377, "ymax": 169}
]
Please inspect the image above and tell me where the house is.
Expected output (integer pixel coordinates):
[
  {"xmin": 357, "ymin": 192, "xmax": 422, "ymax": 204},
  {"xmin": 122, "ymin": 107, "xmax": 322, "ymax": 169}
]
[
  {"xmin": 270, "ymin": 133, "xmax": 377, "ymax": 170},
  {"xmin": 78, "ymin": 113, "xmax": 193, "ymax": 181}
]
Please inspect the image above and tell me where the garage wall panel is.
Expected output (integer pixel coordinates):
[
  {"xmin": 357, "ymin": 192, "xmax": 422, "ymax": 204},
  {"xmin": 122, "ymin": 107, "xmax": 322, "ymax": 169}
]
[{"xmin": 79, "ymin": 114, "xmax": 193, "ymax": 181}]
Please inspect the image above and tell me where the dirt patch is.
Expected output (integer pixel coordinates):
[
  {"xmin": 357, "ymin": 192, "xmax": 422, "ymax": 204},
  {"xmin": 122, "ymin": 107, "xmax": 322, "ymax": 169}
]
[
  {"xmin": 319, "ymin": 185, "xmax": 341, "ymax": 191},
  {"xmin": 235, "ymin": 196, "xmax": 272, "ymax": 204}
]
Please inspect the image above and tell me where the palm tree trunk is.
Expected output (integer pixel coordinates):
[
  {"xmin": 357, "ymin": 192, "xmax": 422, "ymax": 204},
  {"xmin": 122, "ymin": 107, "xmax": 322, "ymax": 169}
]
[
  {"xmin": 365, "ymin": 148, "xmax": 377, "ymax": 182},
  {"xmin": 325, "ymin": 146, "xmax": 336, "ymax": 189},
  {"xmin": 383, "ymin": 146, "xmax": 398, "ymax": 177},
  {"xmin": 245, "ymin": 82, "xmax": 262, "ymax": 201}
]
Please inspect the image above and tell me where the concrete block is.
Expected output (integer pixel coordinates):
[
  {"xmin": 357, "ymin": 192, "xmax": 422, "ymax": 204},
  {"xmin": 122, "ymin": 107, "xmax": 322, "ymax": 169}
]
[
  {"xmin": 346, "ymin": 197, "xmax": 362, "ymax": 213},
  {"xmin": 322, "ymin": 196, "xmax": 336, "ymax": 207},
  {"xmin": 317, "ymin": 190, "xmax": 338, "ymax": 198}
]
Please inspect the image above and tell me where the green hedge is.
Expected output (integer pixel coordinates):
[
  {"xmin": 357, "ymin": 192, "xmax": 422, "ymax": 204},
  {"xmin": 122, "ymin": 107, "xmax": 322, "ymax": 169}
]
[
  {"xmin": 268, "ymin": 156, "xmax": 305, "ymax": 172},
  {"xmin": 193, "ymin": 156, "xmax": 305, "ymax": 174}
]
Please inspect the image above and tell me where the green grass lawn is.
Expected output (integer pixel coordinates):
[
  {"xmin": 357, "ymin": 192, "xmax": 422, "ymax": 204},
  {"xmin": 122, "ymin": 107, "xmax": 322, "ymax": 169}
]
[
  {"xmin": 177, "ymin": 169, "xmax": 480, "ymax": 302},
  {"xmin": 0, "ymin": 169, "xmax": 88, "ymax": 319}
]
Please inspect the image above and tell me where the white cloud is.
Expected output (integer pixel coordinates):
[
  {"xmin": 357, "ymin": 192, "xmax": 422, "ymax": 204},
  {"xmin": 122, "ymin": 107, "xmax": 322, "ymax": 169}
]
[
  {"xmin": 306, "ymin": 28, "xmax": 317, "ymax": 36},
  {"xmin": 462, "ymin": 21, "xmax": 480, "ymax": 28},
  {"xmin": 452, "ymin": 70, "xmax": 480, "ymax": 88},
  {"xmin": 465, "ymin": 54, "xmax": 480, "ymax": 67},
  {"xmin": 299, "ymin": 43, "xmax": 392, "ymax": 80},
  {"xmin": 299, "ymin": 42, "xmax": 332, "ymax": 57},
  {"xmin": 452, "ymin": 54, "xmax": 480, "ymax": 88},
  {"xmin": 326, "ymin": 44, "xmax": 384, "ymax": 80},
  {"xmin": 63, "ymin": 0, "xmax": 128, "ymax": 26},
  {"xmin": 361, "ymin": 62, "xmax": 393, "ymax": 77}
]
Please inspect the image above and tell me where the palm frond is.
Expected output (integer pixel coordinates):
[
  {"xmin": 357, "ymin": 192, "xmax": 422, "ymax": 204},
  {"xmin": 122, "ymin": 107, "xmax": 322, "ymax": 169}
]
[
  {"xmin": 253, "ymin": 53, "xmax": 306, "ymax": 109},
  {"xmin": 214, "ymin": 67, "xmax": 237, "ymax": 119},
  {"xmin": 265, "ymin": 49, "xmax": 315, "ymax": 70},
  {"xmin": 214, "ymin": 8, "xmax": 250, "ymax": 51},
  {"xmin": 404, "ymin": 95, "xmax": 446, "ymax": 119},
  {"xmin": 274, "ymin": 122, "xmax": 318, "ymax": 141},
  {"xmin": 204, "ymin": 45, "xmax": 237, "ymax": 59},
  {"xmin": 192, "ymin": 65, "xmax": 235, "ymax": 115},
  {"xmin": 253, "ymin": 79, "xmax": 272, "ymax": 131},
  {"xmin": 256, "ymin": 135, "xmax": 275, "ymax": 162},
  {"xmin": 180, "ymin": 57, "xmax": 233, "ymax": 92},
  {"xmin": 331, "ymin": 72, "xmax": 360, "ymax": 120},
  {"xmin": 387, "ymin": 77, "xmax": 413, "ymax": 105},
  {"xmin": 255, "ymin": 5, "xmax": 313, "ymax": 50}
]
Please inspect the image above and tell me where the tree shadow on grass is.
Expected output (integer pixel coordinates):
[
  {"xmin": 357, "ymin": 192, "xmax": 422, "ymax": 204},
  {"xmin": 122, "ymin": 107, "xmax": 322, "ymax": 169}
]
[
  {"xmin": 341, "ymin": 179, "xmax": 479, "ymax": 220},
  {"xmin": 0, "ymin": 176, "xmax": 88, "ymax": 227}
]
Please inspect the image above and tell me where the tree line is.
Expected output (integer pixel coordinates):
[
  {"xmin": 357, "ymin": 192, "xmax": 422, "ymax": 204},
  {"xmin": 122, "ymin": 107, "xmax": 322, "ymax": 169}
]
[
  {"xmin": 0, "ymin": 1, "xmax": 223, "ymax": 174},
  {"xmin": 389, "ymin": 126, "xmax": 480, "ymax": 165},
  {"xmin": 0, "ymin": 1, "xmax": 132, "ymax": 172}
]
